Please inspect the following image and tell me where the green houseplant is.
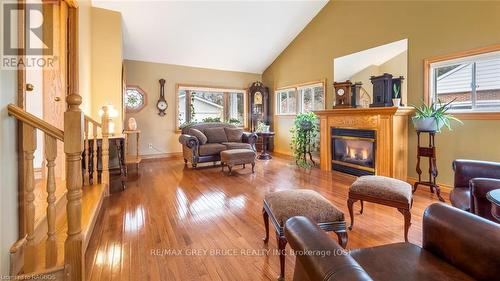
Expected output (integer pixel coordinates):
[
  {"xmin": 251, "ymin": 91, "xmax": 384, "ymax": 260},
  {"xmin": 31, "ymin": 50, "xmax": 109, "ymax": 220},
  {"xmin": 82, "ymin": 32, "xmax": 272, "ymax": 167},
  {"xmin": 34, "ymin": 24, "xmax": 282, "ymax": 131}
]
[
  {"xmin": 290, "ymin": 112, "xmax": 319, "ymax": 168},
  {"xmin": 392, "ymin": 84, "xmax": 401, "ymax": 107},
  {"xmin": 411, "ymin": 98, "xmax": 462, "ymax": 132}
]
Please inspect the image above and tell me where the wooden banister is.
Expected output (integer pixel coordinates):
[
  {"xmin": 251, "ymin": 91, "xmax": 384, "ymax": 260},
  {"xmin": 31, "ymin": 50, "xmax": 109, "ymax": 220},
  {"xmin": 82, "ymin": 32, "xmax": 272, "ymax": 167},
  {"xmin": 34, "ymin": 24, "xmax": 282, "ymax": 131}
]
[
  {"xmin": 8, "ymin": 104, "xmax": 64, "ymax": 141},
  {"xmin": 8, "ymin": 101, "xmax": 111, "ymax": 280},
  {"xmin": 84, "ymin": 115, "xmax": 101, "ymax": 127},
  {"xmin": 44, "ymin": 135, "xmax": 58, "ymax": 268},
  {"xmin": 64, "ymin": 93, "xmax": 84, "ymax": 281},
  {"xmin": 100, "ymin": 106, "xmax": 110, "ymax": 195},
  {"xmin": 22, "ymin": 124, "xmax": 36, "ymax": 273}
]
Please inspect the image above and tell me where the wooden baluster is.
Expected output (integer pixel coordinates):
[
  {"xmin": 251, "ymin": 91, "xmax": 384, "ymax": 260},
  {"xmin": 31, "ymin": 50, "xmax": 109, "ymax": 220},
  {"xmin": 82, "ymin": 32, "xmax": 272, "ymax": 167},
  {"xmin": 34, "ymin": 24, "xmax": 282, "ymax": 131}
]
[
  {"xmin": 64, "ymin": 93, "xmax": 84, "ymax": 281},
  {"xmin": 84, "ymin": 119, "xmax": 90, "ymax": 185},
  {"xmin": 101, "ymin": 107, "xmax": 110, "ymax": 195},
  {"xmin": 44, "ymin": 134, "xmax": 57, "ymax": 267},
  {"xmin": 23, "ymin": 124, "xmax": 37, "ymax": 272},
  {"xmin": 93, "ymin": 124, "xmax": 98, "ymax": 184}
]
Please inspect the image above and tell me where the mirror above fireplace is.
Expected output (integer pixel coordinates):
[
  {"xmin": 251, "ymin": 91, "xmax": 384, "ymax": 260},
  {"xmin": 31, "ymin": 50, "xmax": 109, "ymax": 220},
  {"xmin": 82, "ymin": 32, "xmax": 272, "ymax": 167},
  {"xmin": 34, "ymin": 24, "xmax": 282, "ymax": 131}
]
[{"xmin": 333, "ymin": 39, "xmax": 408, "ymax": 107}]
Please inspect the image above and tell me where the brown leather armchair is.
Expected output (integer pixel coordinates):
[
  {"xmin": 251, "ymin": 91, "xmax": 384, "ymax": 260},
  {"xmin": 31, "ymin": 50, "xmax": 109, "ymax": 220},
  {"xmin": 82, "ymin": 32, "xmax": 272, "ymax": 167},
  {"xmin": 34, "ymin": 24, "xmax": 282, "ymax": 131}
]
[
  {"xmin": 285, "ymin": 203, "xmax": 500, "ymax": 281},
  {"xmin": 451, "ymin": 159, "xmax": 500, "ymax": 220}
]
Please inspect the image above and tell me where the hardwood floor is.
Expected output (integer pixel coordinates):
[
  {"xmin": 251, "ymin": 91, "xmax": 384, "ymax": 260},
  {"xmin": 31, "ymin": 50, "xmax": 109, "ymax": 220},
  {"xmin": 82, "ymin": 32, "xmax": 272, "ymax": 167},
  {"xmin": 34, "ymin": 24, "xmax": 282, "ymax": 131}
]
[{"xmin": 85, "ymin": 155, "xmax": 448, "ymax": 281}]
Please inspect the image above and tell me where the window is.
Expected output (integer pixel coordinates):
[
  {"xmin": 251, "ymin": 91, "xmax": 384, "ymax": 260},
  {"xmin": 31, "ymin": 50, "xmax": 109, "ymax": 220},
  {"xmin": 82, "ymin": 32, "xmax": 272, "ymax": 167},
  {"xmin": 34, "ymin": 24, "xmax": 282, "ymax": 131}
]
[
  {"xmin": 276, "ymin": 88, "xmax": 297, "ymax": 115},
  {"xmin": 177, "ymin": 85, "xmax": 247, "ymax": 128},
  {"xmin": 276, "ymin": 81, "xmax": 325, "ymax": 115},
  {"xmin": 428, "ymin": 49, "xmax": 500, "ymax": 113},
  {"xmin": 299, "ymin": 83, "xmax": 325, "ymax": 112},
  {"xmin": 124, "ymin": 86, "xmax": 147, "ymax": 112}
]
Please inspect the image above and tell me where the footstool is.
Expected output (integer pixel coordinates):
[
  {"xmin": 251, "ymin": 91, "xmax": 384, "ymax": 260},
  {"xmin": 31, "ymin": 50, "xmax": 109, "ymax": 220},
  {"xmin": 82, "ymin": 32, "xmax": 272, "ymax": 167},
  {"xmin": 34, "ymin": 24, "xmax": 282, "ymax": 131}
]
[
  {"xmin": 220, "ymin": 149, "xmax": 256, "ymax": 175},
  {"xmin": 262, "ymin": 189, "xmax": 348, "ymax": 281},
  {"xmin": 347, "ymin": 175, "xmax": 413, "ymax": 242}
]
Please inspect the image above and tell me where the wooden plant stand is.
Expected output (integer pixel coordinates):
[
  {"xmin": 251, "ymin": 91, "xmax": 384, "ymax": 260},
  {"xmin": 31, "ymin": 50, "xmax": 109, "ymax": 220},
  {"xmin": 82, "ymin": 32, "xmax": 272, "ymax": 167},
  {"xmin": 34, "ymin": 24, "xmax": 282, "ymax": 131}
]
[
  {"xmin": 413, "ymin": 130, "xmax": 444, "ymax": 202},
  {"xmin": 124, "ymin": 130, "xmax": 141, "ymax": 174}
]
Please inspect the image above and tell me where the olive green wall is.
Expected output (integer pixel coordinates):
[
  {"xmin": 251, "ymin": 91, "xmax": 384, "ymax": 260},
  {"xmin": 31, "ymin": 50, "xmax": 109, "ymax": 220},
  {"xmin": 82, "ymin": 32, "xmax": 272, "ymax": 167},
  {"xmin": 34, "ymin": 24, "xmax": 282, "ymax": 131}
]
[
  {"xmin": 123, "ymin": 60, "xmax": 261, "ymax": 156},
  {"xmin": 262, "ymin": 1, "xmax": 500, "ymax": 185}
]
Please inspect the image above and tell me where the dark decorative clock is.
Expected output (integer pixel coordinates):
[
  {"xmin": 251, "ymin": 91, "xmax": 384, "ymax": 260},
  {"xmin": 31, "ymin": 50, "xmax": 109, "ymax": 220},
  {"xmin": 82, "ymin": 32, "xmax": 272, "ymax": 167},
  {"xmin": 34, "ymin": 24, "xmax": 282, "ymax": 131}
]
[
  {"xmin": 157, "ymin": 79, "xmax": 168, "ymax": 116},
  {"xmin": 248, "ymin": 81, "xmax": 269, "ymax": 132},
  {"xmin": 333, "ymin": 80, "xmax": 354, "ymax": 108}
]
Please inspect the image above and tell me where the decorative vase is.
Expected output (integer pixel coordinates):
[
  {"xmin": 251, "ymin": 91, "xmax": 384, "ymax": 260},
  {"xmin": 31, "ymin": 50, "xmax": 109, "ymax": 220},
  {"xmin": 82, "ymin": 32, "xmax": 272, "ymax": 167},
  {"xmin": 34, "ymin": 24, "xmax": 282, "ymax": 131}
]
[
  {"xmin": 128, "ymin": 117, "xmax": 137, "ymax": 131},
  {"xmin": 412, "ymin": 117, "xmax": 443, "ymax": 132},
  {"xmin": 392, "ymin": 98, "xmax": 401, "ymax": 107}
]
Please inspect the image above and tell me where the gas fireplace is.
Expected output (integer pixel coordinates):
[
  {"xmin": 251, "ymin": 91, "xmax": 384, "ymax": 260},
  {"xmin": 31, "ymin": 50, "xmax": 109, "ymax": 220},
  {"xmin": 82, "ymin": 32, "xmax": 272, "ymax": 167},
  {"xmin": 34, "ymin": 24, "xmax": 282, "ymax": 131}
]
[{"xmin": 331, "ymin": 128, "xmax": 376, "ymax": 176}]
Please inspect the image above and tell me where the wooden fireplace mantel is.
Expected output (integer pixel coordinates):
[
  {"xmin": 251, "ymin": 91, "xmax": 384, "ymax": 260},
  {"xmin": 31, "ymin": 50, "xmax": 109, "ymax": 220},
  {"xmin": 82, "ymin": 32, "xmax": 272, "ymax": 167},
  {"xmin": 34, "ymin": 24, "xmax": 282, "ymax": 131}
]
[{"xmin": 315, "ymin": 107, "xmax": 414, "ymax": 180}]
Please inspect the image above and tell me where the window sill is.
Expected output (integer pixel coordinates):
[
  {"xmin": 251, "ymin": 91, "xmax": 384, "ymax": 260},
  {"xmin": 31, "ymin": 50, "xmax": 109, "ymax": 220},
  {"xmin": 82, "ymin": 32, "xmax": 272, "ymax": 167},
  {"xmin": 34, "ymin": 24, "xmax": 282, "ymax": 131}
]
[
  {"xmin": 275, "ymin": 114, "xmax": 297, "ymax": 118},
  {"xmin": 451, "ymin": 111, "xmax": 500, "ymax": 120}
]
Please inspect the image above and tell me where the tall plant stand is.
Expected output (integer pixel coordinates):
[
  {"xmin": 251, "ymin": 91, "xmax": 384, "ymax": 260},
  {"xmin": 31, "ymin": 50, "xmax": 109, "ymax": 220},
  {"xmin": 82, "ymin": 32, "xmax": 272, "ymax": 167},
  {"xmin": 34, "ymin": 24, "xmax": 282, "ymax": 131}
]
[
  {"xmin": 300, "ymin": 128, "xmax": 316, "ymax": 166},
  {"xmin": 413, "ymin": 130, "xmax": 444, "ymax": 202}
]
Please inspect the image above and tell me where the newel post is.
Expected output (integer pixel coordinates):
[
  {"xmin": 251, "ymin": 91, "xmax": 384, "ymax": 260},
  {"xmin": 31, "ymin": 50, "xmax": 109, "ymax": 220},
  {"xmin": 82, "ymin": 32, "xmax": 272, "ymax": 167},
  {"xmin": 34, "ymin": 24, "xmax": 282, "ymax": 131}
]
[
  {"xmin": 64, "ymin": 93, "xmax": 84, "ymax": 281},
  {"xmin": 101, "ymin": 106, "xmax": 110, "ymax": 195}
]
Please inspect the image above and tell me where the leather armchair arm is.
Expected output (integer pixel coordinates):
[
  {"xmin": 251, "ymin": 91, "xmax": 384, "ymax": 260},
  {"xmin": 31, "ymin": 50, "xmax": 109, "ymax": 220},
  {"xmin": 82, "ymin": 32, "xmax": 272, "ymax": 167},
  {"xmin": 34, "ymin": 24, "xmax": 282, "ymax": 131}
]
[
  {"xmin": 470, "ymin": 178, "xmax": 500, "ymax": 199},
  {"xmin": 422, "ymin": 203, "xmax": 500, "ymax": 281},
  {"xmin": 285, "ymin": 217, "xmax": 372, "ymax": 281},
  {"xmin": 242, "ymin": 132, "xmax": 258, "ymax": 150},
  {"xmin": 178, "ymin": 134, "xmax": 199, "ymax": 150},
  {"xmin": 453, "ymin": 159, "xmax": 500, "ymax": 188}
]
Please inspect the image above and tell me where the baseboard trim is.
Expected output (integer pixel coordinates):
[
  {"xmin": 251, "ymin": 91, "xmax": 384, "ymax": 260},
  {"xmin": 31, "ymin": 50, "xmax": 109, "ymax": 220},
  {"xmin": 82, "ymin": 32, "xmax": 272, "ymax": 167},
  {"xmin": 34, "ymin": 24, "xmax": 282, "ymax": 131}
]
[
  {"xmin": 273, "ymin": 149, "xmax": 293, "ymax": 157},
  {"xmin": 407, "ymin": 176, "xmax": 452, "ymax": 193},
  {"xmin": 141, "ymin": 152, "xmax": 183, "ymax": 161}
]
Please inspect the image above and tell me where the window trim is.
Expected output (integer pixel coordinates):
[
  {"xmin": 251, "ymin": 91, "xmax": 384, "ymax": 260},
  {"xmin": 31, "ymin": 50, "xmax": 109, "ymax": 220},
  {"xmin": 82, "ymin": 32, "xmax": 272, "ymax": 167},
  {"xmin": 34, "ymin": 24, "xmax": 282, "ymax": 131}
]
[
  {"xmin": 175, "ymin": 83, "xmax": 248, "ymax": 131},
  {"xmin": 275, "ymin": 79, "xmax": 327, "ymax": 116},
  {"xmin": 124, "ymin": 85, "xmax": 148, "ymax": 113},
  {"xmin": 424, "ymin": 44, "xmax": 500, "ymax": 120}
]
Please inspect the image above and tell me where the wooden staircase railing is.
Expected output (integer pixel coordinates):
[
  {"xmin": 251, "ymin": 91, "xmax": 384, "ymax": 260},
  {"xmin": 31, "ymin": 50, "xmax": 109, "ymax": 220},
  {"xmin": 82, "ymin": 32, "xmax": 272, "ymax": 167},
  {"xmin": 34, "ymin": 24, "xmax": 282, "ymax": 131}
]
[{"xmin": 7, "ymin": 99, "xmax": 110, "ymax": 281}]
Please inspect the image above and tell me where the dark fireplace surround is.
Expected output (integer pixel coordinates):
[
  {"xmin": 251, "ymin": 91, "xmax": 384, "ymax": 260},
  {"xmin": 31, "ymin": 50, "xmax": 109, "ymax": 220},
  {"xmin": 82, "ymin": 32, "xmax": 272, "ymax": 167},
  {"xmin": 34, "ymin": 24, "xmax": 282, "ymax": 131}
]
[{"xmin": 331, "ymin": 128, "xmax": 376, "ymax": 176}]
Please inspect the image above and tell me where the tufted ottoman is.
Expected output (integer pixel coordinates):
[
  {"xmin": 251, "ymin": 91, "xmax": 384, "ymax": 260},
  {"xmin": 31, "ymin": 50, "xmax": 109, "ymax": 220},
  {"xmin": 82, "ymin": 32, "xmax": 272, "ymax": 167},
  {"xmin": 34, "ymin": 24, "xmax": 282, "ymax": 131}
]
[
  {"xmin": 262, "ymin": 189, "xmax": 347, "ymax": 281},
  {"xmin": 220, "ymin": 149, "xmax": 256, "ymax": 175},
  {"xmin": 348, "ymin": 175, "xmax": 413, "ymax": 242}
]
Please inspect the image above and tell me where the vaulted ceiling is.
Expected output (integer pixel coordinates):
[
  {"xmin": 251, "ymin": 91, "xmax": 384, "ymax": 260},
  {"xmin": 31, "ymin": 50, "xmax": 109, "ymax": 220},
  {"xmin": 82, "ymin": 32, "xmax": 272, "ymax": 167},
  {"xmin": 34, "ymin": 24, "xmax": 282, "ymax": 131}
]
[{"xmin": 92, "ymin": 0, "xmax": 328, "ymax": 74}]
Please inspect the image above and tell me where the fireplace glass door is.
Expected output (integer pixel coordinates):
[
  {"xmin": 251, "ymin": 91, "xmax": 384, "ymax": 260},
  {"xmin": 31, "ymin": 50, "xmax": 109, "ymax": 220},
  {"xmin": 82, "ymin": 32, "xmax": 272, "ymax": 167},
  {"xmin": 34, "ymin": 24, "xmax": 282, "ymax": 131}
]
[{"xmin": 331, "ymin": 128, "xmax": 376, "ymax": 176}]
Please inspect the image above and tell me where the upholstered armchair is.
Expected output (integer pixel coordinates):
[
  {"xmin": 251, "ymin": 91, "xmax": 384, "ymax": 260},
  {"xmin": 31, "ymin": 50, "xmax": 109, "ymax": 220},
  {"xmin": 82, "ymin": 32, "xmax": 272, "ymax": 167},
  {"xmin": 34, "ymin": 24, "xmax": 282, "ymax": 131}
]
[
  {"xmin": 178, "ymin": 122, "xmax": 257, "ymax": 168},
  {"xmin": 284, "ymin": 203, "xmax": 500, "ymax": 281},
  {"xmin": 452, "ymin": 159, "xmax": 500, "ymax": 221}
]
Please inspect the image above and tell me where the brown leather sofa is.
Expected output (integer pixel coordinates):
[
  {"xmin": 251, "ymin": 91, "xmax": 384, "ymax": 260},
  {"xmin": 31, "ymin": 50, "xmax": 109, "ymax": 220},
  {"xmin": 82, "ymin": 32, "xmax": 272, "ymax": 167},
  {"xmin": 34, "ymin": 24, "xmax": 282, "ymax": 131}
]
[
  {"xmin": 178, "ymin": 122, "xmax": 257, "ymax": 167},
  {"xmin": 285, "ymin": 203, "xmax": 500, "ymax": 281},
  {"xmin": 451, "ymin": 159, "xmax": 500, "ymax": 221}
]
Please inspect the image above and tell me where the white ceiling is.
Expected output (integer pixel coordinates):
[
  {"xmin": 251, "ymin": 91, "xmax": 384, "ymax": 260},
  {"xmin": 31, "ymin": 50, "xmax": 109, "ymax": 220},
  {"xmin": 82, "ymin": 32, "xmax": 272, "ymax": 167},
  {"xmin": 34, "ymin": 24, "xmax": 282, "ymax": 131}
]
[
  {"xmin": 92, "ymin": 0, "xmax": 328, "ymax": 74},
  {"xmin": 334, "ymin": 39, "xmax": 408, "ymax": 81}
]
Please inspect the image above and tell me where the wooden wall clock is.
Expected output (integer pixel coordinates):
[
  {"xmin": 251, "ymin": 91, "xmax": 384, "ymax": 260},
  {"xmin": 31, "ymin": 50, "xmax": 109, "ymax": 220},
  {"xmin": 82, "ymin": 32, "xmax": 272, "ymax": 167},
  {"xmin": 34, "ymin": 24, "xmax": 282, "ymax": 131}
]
[
  {"xmin": 333, "ymin": 81, "xmax": 353, "ymax": 108},
  {"xmin": 157, "ymin": 79, "xmax": 168, "ymax": 116}
]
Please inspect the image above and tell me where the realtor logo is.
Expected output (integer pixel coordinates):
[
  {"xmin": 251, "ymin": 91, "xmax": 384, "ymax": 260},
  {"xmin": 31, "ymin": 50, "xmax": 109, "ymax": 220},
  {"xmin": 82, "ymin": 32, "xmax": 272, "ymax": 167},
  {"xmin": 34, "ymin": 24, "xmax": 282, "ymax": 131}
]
[
  {"xmin": 3, "ymin": 2, "xmax": 53, "ymax": 56},
  {"xmin": 2, "ymin": 2, "xmax": 56, "ymax": 69}
]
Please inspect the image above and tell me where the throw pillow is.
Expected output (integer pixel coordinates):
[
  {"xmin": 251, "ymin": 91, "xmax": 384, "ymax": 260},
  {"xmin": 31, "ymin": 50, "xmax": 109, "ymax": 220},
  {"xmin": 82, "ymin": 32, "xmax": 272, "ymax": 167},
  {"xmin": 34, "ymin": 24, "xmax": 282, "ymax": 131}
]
[
  {"xmin": 224, "ymin": 127, "xmax": 244, "ymax": 142},
  {"xmin": 204, "ymin": 127, "xmax": 228, "ymax": 143},
  {"xmin": 189, "ymin": 128, "xmax": 208, "ymax": 145}
]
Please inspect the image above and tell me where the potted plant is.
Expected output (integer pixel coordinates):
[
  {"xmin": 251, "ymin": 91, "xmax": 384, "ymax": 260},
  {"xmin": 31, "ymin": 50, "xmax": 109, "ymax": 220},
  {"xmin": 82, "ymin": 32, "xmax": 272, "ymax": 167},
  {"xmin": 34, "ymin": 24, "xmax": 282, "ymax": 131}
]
[
  {"xmin": 411, "ymin": 99, "xmax": 462, "ymax": 132},
  {"xmin": 392, "ymin": 84, "xmax": 401, "ymax": 107},
  {"xmin": 290, "ymin": 112, "xmax": 319, "ymax": 168}
]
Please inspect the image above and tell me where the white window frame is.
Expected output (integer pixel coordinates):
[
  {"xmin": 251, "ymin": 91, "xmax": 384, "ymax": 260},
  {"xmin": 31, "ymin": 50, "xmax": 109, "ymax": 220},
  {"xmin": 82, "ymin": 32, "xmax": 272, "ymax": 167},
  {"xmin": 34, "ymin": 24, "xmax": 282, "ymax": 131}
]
[
  {"xmin": 298, "ymin": 82, "xmax": 325, "ymax": 113},
  {"xmin": 429, "ymin": 50, "xmax": 500, "ymax": 113},
  {"xmin": 176, "ymin": 85, "xmax": 247, "ymax": 128},
  {"xmin": 276, "ymin": 88, "xmax": 297, "ymax": 115},
  {"xmin": 275, "ymin": 81, "xmax": 326, "ymax": 115}
]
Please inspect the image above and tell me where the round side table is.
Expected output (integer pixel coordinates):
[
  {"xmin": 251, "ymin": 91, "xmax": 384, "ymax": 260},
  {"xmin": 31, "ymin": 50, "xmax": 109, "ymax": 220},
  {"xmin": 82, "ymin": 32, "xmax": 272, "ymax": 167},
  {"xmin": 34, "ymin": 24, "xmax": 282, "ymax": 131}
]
[
  {"xmin": 256, "ymin": 132, "xmax": 275, "ymax": 160},
  {"xmin": 486, "ymin": 189, "xmax": 500, "ymax": 222}
]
